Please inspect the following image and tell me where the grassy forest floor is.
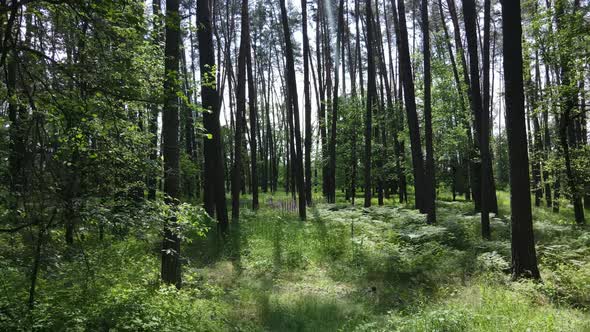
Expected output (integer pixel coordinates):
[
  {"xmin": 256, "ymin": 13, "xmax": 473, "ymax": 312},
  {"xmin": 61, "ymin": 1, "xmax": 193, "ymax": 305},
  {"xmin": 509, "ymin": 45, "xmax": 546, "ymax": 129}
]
[{"xmin": 2, "ymin": 191, "xmax": 590, "ymax": 331}]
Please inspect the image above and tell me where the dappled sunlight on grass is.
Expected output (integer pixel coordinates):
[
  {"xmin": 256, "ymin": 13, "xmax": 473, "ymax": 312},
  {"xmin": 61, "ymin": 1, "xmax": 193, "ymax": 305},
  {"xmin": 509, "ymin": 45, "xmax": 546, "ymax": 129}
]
[
  {"xmin": 2, "ymin": 191, "xmax": 589, "ymax": 331},
  {"xmin": 180, "ymin": 191, "xmax": 590, "ymax": 330}
]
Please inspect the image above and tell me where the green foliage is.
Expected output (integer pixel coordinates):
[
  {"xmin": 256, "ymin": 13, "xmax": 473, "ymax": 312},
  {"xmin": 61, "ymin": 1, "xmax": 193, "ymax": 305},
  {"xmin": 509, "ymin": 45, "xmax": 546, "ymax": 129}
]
[
  {"xmin": 0, "ymin": 239, "xmax": 229, "ymax": 331},
  {"xmin": 357, "ymin": 280, "xmax": 590, "ymax": 332},
  {"xmin": 2, "ymin": 192, "xmax": 590, "ymax": 331},
  {"xmin": 493, "ymin": 133, "xmax": 511, "ymax": 190}
]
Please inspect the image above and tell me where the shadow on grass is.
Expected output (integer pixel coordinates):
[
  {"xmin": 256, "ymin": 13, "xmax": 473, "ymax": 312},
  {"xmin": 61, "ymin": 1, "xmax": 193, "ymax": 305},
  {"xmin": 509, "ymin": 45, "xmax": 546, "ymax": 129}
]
[{"xmin": 185, "ymin": 218, "xmax": 247, "ymax": 270}]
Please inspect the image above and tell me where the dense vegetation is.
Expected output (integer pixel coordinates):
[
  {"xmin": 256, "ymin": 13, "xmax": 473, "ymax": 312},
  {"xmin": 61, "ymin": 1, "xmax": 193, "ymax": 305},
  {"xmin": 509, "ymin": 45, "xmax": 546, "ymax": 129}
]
[
  {"xmin": 1, "ymin": 0, "xmax": 589, "ymax": 330},
  {"xmin": 2, "ymin": 194, "xmax": 590, "ymax": 330}
]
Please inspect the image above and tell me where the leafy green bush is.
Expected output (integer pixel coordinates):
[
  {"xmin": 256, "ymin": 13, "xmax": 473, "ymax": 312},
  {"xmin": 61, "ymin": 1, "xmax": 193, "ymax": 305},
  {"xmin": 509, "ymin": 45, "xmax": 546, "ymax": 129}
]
[{"xmin": 541, "ymin": 262, "xmax": 590, "ymax": 308}]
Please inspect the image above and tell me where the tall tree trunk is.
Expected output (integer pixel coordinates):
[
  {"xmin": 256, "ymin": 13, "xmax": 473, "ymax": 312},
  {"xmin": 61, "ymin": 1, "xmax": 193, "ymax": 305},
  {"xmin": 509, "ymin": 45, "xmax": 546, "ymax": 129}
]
[
  {"xmin": 382, "ymin": 0, "xmax": 403, "ymax": 204},
  {"xmin": 161, "ymin": 0, "xmax": 182, "ymax": 288},
  {"xmin": 447, "ymin": 0, "xmax": 478, "ymax": 205},
  {"xmin": 347, "ymin": 0, "xmax": 360, "ymax": 205},
  {"xmin": 302, "ymin": 0, "xmax": 313, "ymax": 205},
  {"xmin": 481, "ymin": 0, "xmax": 498, "ymax": 215},
  {"xmin": 555, "ymin": 0, "xmax": 585, "ymax": 224},
  {"xmin": 245, "ymin": 0, "xmax": 258, "ymax": 210},
  {"xmin": 390, "ymin": 0, "xmax": 408, "ymax": 204},
  {"xmin": 355, "ymin": 0, "xmax": 365, "ymax": 205},
  {"xmin": 355, "ymin": 0, "xmax": 364, "ymax": 99},
  {"xmin": 422, "ymin": 0, "xmax": 436, "ymax": 224},
  {"xmin": 438, "ymin": 0, "xmax": 472, "ymax": 202},
  {"xmin": 188, "ymin": 6, "xmax": 201, "ymax": 199},
  {"xmin": 198, "ymin": 0, "xmax": 229, "ymax": 231},
  {"xmin": 501, "ymin": 0, "xmax": 541, "ymax": 280},
  {"xmin": 232, "ymin": 0, "xmax": 248, "ymax": 221},
  {"xmin": 266, "ymin": 65, "xmax": 276, "ymax": 193},
  {"xmin": 463, "ymin": 0, "xmax": 491, "ymax": 239},
  {"xmin": 393, "ymin": 0, "xmax": 426, "ymax": 212},
  {"xmin": 316, "ymin": 0, "xmax": 328, "ymax": 199},
  {"xmin": 279, "ymin": 0, "xmax": 306, "ymax": 220},
  {"xmin": 322, "ymin": 1, "xmax": 333, "ymax": 200},
  {"xmin": 364, "ymin": 0, "xmax": 377, "ymax": 208},
  {"xmin": 374, "ymin": 0, "xmax": 390, "ymax": 206},
  {"xmin": 328, "ymin": 0, "xmax": 345, "ymax": 203}
]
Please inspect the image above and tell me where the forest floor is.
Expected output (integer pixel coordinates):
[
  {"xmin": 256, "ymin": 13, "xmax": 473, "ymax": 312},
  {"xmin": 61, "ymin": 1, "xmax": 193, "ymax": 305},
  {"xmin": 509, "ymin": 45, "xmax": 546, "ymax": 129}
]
[{"xmin": 2, "ymin": 192, "xmax": 590, "ymax": 331}]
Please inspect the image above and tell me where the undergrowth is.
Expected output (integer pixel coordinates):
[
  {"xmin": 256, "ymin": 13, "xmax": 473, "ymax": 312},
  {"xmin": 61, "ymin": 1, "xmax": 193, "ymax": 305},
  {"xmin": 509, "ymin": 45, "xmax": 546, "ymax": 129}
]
[{"xmin": 1, "ymin": 191, "xmax": 589, "ymax": 331}]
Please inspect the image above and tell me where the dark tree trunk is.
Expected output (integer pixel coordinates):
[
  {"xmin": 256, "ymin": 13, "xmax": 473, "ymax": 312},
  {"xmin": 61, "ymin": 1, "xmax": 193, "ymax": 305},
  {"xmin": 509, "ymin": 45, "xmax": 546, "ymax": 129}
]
[
  {"xmin": 374, "ymin": 0, "xmax": 391, "ymax": 207},
  {"xmin": 246, "ymin": 8, "xmax": 258, "ymax": 210},
  {"xmin": 555, "ymin": 0, "xmax": 585, "ymax": 225},
  {"xmin": 438, "ymin": 0, "xmax": 472, "ymax": 202},
  {"xmin": 302, "ymin": 0, "xmax": 313, "ymax": 205},
  {"xmin": 28, "ymin": 225, "xmax": 44, "ymax": 310},
  {"xmin": 323, "ymin": 3, "xmax": 333, "ymax": 201},
  {"xmin": 266, "ymin": 69, "xmax": 276, "ymax": 193},
  {"xmin": 316, "ymin": 1, "xmax": 328, "ymax": 199},
  {"xmin": 390, "ymin": 0, "xmax": 408, "ymax": 204},
  {"xmin": 232, "ymin": 0, "xmax": 248, "ymax": 221},
  {"xmin": 393, "ymin": 0, "xmax": 426, "ymax": 212},
  {"xmin": 364, "ymin": 0, "xmax": 377, "ymax": 208},
  {"xmin": 463, "ymin": 0, "xmax": 491, "ymax": 239},
  {"xmin": 355, "ymin": 0, "xmax": 364, "ymax": 99},
  {"xmin": 198, "ymin": 0, "xmax": 229, "ymax": 231},
  {"xmin": 482, "ymin": 0, "xmax": 499, "ymax": 214},
  {"xmin": 447, "ymin": 0, "xmax": 478, "ymax": 205},
  {"xmin": 279, "ymin": 0, "xmax": 306, "ymax": 220},
  {"xmin": 382, "ymin": 0, "xmax": 404, "ymax": 204},
  {"xmin": 501, "ymin": 0, "xmax": 541, "ymax": 280},
  {"xmin": 350, "ymin": 0, "xmax": 363, "ymax": 206},
  {"xmin": 422, "ymin": 0, "xmax": 436, "ymax": 224},
  {"xmin": 327, "ymin": 0, "xmax": 345, "ymax": 204},
  {"xmin": 161, "ymin": 0, "xmax": 182, "ymax": 288}
]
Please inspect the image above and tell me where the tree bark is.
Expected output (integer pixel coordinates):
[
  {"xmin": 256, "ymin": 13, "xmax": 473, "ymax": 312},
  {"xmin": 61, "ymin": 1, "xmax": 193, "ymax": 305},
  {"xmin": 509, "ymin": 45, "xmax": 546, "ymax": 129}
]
[
  {"xmin": 279, "ymin": 0, "xmax": 306, "ymax": 220},
  {"xmin": 161, "ymin": 0, "xmax": 182, "ymax": 288},
  {"xmin": 364, "ymin": 0, "xmax": 378, "ymax": 208},
  {"xmin": 422, "ymin": 0, "xmax": 436, "ymax": 224},
  {"xmin": 393, "ymin": 0, "xmax": 426, "ymax": 212},
  {"xmin": 328, "ymin": 0, "xmax": 345, "ymax": 203},
  {"xmin": 302, "ymin": 0, "xmax": 313, "ymax": 205},
  {"xmin": 555, "ymin": 0, "xmax": 585, "ymax": 224},
  {"xmin": 198, "ymin": 0, "xmax": 229, "ymax": 231},
  {"xmin": 447, "ymin": 0, "xmax": 479, "ymax": 205},
  {"xmin": 501, "ymin": 0, "xmax": 541, "ymax": 280},
  {"xmin": 316, "ymin": 0, "xmax": 328, "ymax": 198},
  {"xmin": 245, "ymin": 3, "xmax": 258, "ymax": 210},
  {"xmin": 438, "ymin": 0, "xmax": 472, "ymax": 202},
  {"xmin": 232, "ymin": 0, "xmax": 248, "ymax": 221},
  {"xmin": 463, "ymin": 0, "xmax": 491, "ymax": 239}
]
